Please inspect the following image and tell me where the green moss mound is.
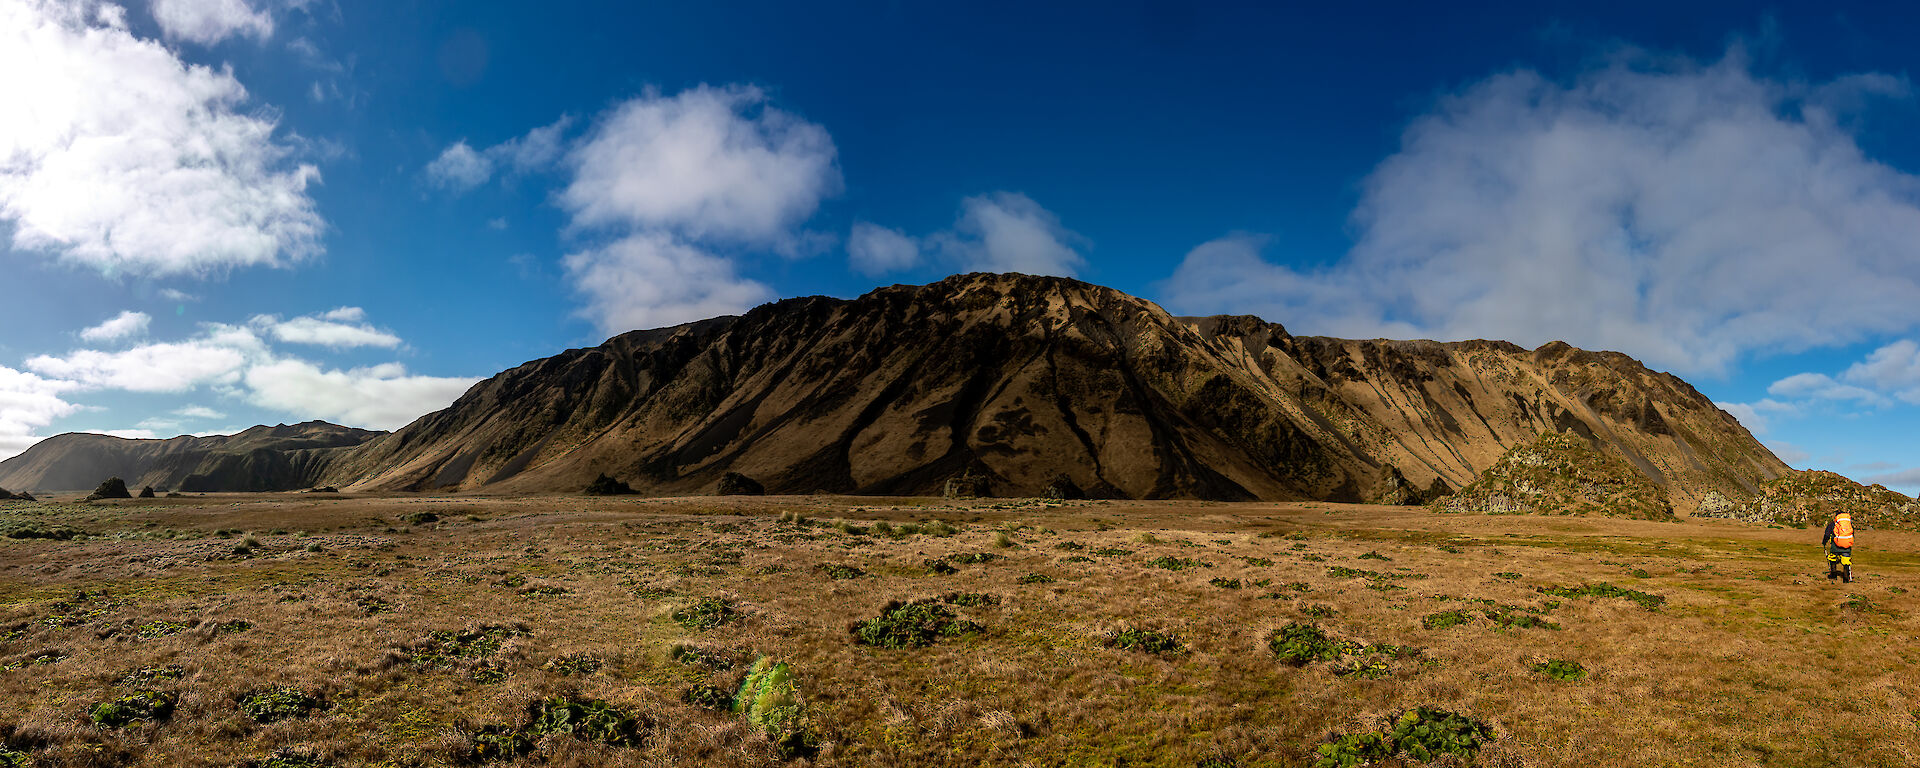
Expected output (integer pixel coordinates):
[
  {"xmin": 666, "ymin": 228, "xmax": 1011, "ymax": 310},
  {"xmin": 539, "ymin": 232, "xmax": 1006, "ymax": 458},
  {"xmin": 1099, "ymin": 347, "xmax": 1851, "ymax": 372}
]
[
  {"xmin": 90, "ymin": 690, "xmax": 175, "ymax": 727},
  {"xmin": 850, "ymin": 599, "xmax": 983, "ymax": 648},
  {"xmin": 1433, "ymin": 431, "xmax": 1674, "ymax": 520}
]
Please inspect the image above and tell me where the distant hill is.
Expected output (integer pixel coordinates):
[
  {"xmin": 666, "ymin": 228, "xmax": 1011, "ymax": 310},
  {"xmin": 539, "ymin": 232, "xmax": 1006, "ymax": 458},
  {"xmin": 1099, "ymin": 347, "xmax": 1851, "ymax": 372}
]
[
  {"xmin": 298, "ymin": 273, "xmax": 1788, "ymax": 510},
  {"xmin": 0, "ymin": 421, "xmax": 382, "ymax": 493}
]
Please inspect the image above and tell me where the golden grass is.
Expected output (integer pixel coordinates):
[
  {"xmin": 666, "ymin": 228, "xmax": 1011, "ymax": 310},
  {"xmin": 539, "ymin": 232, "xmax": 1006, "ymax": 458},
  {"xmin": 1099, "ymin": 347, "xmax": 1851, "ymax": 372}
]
[{"xmin": 1, "ymin": 494, "xmax": 1917, "ymax": 766}]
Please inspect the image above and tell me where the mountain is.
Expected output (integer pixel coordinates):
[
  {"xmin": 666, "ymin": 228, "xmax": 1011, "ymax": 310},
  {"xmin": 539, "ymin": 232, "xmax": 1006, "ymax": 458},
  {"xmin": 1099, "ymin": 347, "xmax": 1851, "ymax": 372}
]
[
  {"xmin": 0, "ymin": 421, "xmax": 383, "ymax": 493},
  {"xmin": 302, "ymin": 273, "xmax": 1787, "ymax": 511}
]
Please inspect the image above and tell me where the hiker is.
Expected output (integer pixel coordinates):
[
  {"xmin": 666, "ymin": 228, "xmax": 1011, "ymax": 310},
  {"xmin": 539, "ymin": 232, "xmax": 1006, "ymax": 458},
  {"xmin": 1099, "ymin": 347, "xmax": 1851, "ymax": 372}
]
[{"xmin": 1823, "ymin": 511, "xmax": 1855, "ymax": 583}]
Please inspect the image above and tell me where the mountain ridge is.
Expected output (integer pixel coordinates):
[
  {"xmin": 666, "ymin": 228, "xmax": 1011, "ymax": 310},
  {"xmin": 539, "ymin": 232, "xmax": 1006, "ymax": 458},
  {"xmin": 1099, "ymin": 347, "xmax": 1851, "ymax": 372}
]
[{"xmin": 0, "ymin": 274, "xmax": 1803, "ymax": 509}]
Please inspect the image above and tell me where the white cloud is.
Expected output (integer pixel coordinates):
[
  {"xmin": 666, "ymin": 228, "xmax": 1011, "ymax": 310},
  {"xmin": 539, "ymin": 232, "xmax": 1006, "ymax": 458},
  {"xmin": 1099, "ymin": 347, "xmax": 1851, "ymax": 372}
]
[
  {"xmin": 0, "ymin": 365, "xmax": 80, "ymax": 461},
  {"xmin": 848, "ymin": 221, "xmax": 921, "ymax": 276},
  {"xmin": 930, "ymin": 192, "xmax": 1086, "ymax": 277},
  {"xmin": 1767, "ymin": 372, "xmax": 1887, "ymax": 405},
  {"xmin": 560, "ymin": 85, "xmax": 840, "ymax": 245},
  {"xmin": 253, "ymin": 307, "xmax": 401, "ymax": 348},
  {"xmin": 424, "ymin": 141, "xmax": 491, "ymax": 191},
  {"xmin": 26, "ymin": 336, "xmax": 254, "ymax": 393},
  {"xmin": 1840, "ymin": 339, "xmax": 1920, "ymax": 404},
  {"xmin": 243, "ymin": 359, "xmax": 477, "ymax": 430},
  {"xmin": 174, "ymin": 404, "xmax": 224, "ymax": 420},
  {"xmin": 563, "ymin": 232, "xmax": 773, "ymax": 334},
  {"xmin": 1158, "ymin": 47, "xmax": 1920, "ymax": 375},
  {"xmin": 0, "ymin": 0, "xmax": 322, "ymax": 276},
  {"xmin": 158, "ymin": 288, "xmax": 197, "ymax": 302},
  {"xmin": 148, "ymin": 0, "xmax": 272, "ymax": 45},
  {"xmin": 425, "ymin": 116, "xmax": 574, "ymax": 193},
  {"xmin": 79, "ymin": 310, "xmax": 151, "ymax": 343}
]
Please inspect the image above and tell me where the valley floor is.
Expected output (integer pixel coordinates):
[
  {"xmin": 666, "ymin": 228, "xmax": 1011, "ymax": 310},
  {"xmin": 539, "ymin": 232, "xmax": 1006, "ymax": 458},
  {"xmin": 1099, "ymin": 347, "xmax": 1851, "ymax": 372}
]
[{"xmin": 1, "ymin": 493, "xmax": 1916, "ymax": 767}]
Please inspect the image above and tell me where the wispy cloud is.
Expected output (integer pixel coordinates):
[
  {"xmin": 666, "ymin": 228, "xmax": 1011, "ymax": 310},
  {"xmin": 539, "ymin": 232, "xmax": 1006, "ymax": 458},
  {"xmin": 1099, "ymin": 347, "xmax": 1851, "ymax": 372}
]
[
  {"xmin": 148, "ymin": 0, "xmax": 273, "ymax": 45},
  {"xmin": 79, "ymin": 311, "xmax": 151, "ymax": 344},
  {"xmin": 849, "ymin": 192, "xmax": 1089, "ymax": 278},
  {"xmin": 425, "ymin": 116, "xmax": 575, "ymax": 193}
]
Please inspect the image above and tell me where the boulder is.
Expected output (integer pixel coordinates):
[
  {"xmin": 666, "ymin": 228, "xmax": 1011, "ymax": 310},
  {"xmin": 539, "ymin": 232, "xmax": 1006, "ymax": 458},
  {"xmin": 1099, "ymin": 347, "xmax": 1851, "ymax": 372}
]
[
  {"xmin": 1041, "ymin": 474, "xmax": 1085, "ymax": 500},
  {"xmin": 87, "ymin": 477, "xmax": 132, "ymax": 501},
  {"xmin": 716, "ymin": 472, "xmax": 765, "ymax": 496},
  {"xmin": 137, "ymin": 486, "xmax": 156, "ymax": 499},
  {"xmin": 583, "ymin": 473, "xmax": 637, "ymax": 496}
]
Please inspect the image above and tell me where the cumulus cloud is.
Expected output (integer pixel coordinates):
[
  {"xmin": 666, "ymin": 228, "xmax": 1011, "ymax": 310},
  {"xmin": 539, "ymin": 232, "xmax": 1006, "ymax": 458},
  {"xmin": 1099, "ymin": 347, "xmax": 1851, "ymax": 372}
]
[
  {"xmin": 148, "ymin": 0, "xmax": 272, "ymax": 45},
  {"xmin": 243, "ymin": 359, "xmax": 476, "ymax": 430},
  {"xmin": 426, "ymin": 116, "xmax": 575, "ymax": 192},
  {"xmin": 175, "ymin": 404, "xmax": 224, "ymax": 420},
  {"xmin": 1158, "ymin": 47, "xmax": 1920, "ymax": 375},
  {"xmin": 253, "ymin": 307, "xmax": 402, "ymax": 348},
  {"xmin": 79, "ymin": 310, "xmax": 151, "ymax": 343},
  {"xmin": 563, "ymin": 232, "xmax": 773, "ymax": 334},
  {"xmin": 847, "ymin": 222, "xmax": 920, "ymax": 276},
  {"xmin": 0, "ymin": 0, "xmax": 322, "ymax": 276},
  {"xmin": 0, "ymin": 365, "xmax": 80, "ymax": 461},
  {"xmin": 1767, "ymin": 372, "xmax": 1886, "ymax": 405},
  {"xmin": 561, "ymin": 85, "xmax": 840, "ymax": 245},
  {"xmin": 26, "ymin": 336, "xmax": 254, "ymax": 393},
  {"xmin": 1714, "ymin": 401, "xmax": 1769, "ymax": 434},
  {"xmin": 1839, "ymin": 339, "xmax": 1920, "ymax": 404},
  {"xmin": 930, "ymin": 192, "xmax": 1087, "ymax": 277}
]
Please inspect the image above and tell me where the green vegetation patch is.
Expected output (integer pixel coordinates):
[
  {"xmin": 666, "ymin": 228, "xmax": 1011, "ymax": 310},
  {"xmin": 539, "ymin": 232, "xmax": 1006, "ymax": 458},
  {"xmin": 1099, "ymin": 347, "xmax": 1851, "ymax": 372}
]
[
  {"xmin": 1147, "ymin": 556, "xmax": 1207, "ymax": 571},
  {"xmin": 116, "ymin": 664, "xmax": 184, "ymax": 686},
  {"xmin": 672, "ymin": 597, "xmax": 739, "ymax": 631},
  {"xmin": 1488, "ymin": 610, "xmax": 1561, "ymax": 630},
  {"xmin": 1533, "ymin": 658, "xmax": 1588, "ymax": 681},
  {"xmin": 941, "ymin": 592, "xmax": 1000, "ymax": 607},
  {"xmin": 0, "ymin": 747, "xmax": 27, "ymax": 768},
  {"xmin": 0, "ymin": 522, "xmax": 87, "ymax": 540},
  {"xmin": 1210, "ymin": 577, "xmax": 1242, "ymax": 589},
  {"xmin": 1105, "ymin": 627, "xmax": 1185, "ymax": 655},
  {"xmin": 850, "ymin": 599, "xmax": 984, "ymax": 648},
  {"xmin": 242, "ymin": 748, "xmax": 331, "ymax": 768},
  {"xmin": 1316, "ymin": 707, "xmax": 1495, "ymax": 768},
  {"xmin": 735, "ymin": 657, "xmax": 819, "ymax": 758},
  {"xmin": 91, "ymin": 690, "xmax": 176, "ymax": 727},
  {"xmin": 1093, "ymin": 548, "xmax": 1134, "ymax": 557},
  {"xmin": 1422, "ymin": 610, "xmax": 1474, "ymax": 630},
  {"xmin": 240, "ymin": 686, "xmax": 324, "ymax": 723},
  {"xmin": 1269, "ymin": 622, "xmax": 1359, "ymax": 665},
  {"xmin": 543, "ymin": 653, "xmax": 602, "ymax": 675},
  {"xmin": 1016, "ymin": 573, "xmax": 1055, "ymax": 584},
  {"xmin": 135, "ymin": 620, "xmax": 192, "ymax": 639},
  {"xmin": 682, "ymin": 683, "xmax": 734, "ymax": 710},
  {"xmin": 1357, "ymin": 550, "xmax": 1391, "ymax": 561},
  {"xmin": 669, "ymin": 644, "xmax": 733, "ymax": 669},
  {"xmin": 1431, "ymin": 431, "xmax": 1675, "ymax": 520},
  {"xmin": 819, "ymin": 563, "xmax": 867, "ymax": 580},
  {"xmin": 1540, "ymin": 582, "xmax": 1665, "ymax": 610},
  {"xmin": 407, "ymin": 625, "xmax": 524, "ymax": 670}
]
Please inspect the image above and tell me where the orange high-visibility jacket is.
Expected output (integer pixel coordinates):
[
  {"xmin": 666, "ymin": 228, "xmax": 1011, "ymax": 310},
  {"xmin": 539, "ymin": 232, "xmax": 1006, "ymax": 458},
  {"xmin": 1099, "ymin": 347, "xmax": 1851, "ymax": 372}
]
[{"xmin": 1832, "ymin": 513, "xmax": 1855, "ymax": 548}]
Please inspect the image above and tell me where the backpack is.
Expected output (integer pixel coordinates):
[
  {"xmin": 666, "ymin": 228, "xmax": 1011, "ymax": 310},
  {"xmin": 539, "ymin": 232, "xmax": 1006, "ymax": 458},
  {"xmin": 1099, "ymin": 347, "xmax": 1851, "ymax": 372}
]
[{"xmin": 1833, "ymin": 514, "xmax": 1855, "ymax": 548}]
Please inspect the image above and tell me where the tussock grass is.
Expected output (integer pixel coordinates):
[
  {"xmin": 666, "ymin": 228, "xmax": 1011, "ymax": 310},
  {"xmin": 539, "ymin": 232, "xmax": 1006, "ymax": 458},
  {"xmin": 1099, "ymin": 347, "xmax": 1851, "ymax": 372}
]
[{"xmin": 2, "ymin": 493, "xmax": 1918, "ymax": 766}]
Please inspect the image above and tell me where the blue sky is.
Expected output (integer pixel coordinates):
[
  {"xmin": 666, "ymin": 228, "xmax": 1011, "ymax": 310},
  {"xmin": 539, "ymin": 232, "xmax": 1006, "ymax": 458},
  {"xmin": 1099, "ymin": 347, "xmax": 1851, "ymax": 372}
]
[{"xmin": 6, "ymin": 1, "xmax": 1920, "ymax": 494}]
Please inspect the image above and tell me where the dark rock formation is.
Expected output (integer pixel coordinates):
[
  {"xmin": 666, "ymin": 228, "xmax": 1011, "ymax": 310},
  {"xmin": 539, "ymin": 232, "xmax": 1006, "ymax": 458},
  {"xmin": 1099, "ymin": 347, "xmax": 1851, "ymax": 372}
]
[
  {"xmin": 716, "ymin": 472, "xmax": 764, "ymax": 496},
  {"xmin": 87, "ymin": 477, "xmax": 131, "ymax": 501},
  {"xmin": 583, "ymin": 474, "xmax": 636, "ymax": 496}
]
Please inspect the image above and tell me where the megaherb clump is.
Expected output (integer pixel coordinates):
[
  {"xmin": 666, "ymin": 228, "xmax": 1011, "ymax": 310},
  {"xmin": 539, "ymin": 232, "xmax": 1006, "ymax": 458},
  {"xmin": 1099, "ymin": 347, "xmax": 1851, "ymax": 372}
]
[{"xmin": 851, "ymin": 599, "xmax": 983, "ymax": 648}]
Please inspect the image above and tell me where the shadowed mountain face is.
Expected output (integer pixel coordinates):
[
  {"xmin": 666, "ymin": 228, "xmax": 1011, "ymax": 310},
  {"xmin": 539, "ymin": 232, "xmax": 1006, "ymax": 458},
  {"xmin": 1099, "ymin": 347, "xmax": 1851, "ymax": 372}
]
[
  {"xmin": 0, "ymin": 422, "xmax": 383, "ymax": 493},
  {"xmin": 302, "ymin": 273, "xmax": 1787, "ymax": 510}
]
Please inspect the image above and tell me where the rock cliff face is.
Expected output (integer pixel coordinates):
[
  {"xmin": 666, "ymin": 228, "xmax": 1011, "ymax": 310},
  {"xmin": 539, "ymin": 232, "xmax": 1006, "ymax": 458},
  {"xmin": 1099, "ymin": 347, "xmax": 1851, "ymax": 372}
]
[
  {"xmin": 0, "ymin": 422, "xmax": 382, "ymax": 493},
  {"xmin": 301, "ymin": 273, "xmax": 1788, "ymax": 510}
]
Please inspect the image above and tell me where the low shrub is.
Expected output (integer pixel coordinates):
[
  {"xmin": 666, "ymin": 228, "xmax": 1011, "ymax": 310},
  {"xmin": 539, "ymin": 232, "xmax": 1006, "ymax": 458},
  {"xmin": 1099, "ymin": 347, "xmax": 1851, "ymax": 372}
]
[
  {"xmin": 669, "ymin": 644, "xmax": 733, "ymax": 669},
  {"xmin": 682, "ymin": 683, "xmax": 734, "ymax": 710},
  {"xmin": 136, "ymin": 620, "xmax": 192, "ymax": 638},
  {"xmin": 942, "ymin": 592, "xmax": 1000, "ymax": 607},
  {"xmin": 401, "ymin": 511, "xmax": 439, "ymax": 525},
  {"xmin": 1358, "ymin": 550, "xmax": 1391, "ymax": 561},
  {"xmin": 90, "ymin": 690, "xmax": 176, "ymax": 727},
  {"xmin": 1270, "ymin": 622, "xmax": 1358, "ymax": 665},
  {"xmin": 1148, "ymin": 556, "xmax": 1204, "ymax": 571},
  {"xmin": 1422, "ymin": 610, "xmax": 1473, "ymax": 630},
  {"xmin": 1093, "ymin": 547, "xmax": 1134, "ymax": 557},
  {"xmin": 1106, "ymin": 627, "xmax": 1184, "ymax": 655},
  {"xmin": 850, "ymin": 600, "xmax": 983, "ymax": 648},
  {"xmin": 240, "ymin": 686, "xmax": 323, "ymax": 723},
  {"xmin": 1539, "ymin": 582, "xmax": 1665, "ymax": 610},
  {"xmin": 543, "ymin": 653, "xmax": 602, "ymax": 675},
  {"xmin": 527, "ymin": 696, "xmax": 647, "ymax": 746},
  {"xmin": 1209, "ymin": 577, "xmax": 1242, "ymax": 589},
  {"xmin": 1054, "ymin": 542, "xmax": 1085, "ymax": 551},
  {"xmin": 673, "ymin": 598, "xmax": 738, "ymax": 631},
  {"xmin": 819, "ymin": 564, "xmax": 867, "ymax": 580},
  {"xmin": 407, "ymin": 626, "xmax": 523, "ymax": 670},
  {"xmin": 1533, "ymin": 658, "xmax": 1588, "ymax": 681},
  {"xmin": 1016, "ymin": 573, "xmax": 1055, "ymax": 585},
  {"xmin": 1315, "ymin": 708, "xmax": 1494, "ymax": 768},
  {"xmin": 1493, "ymin": 572, "xmax": 1522, "ymax": 580}
]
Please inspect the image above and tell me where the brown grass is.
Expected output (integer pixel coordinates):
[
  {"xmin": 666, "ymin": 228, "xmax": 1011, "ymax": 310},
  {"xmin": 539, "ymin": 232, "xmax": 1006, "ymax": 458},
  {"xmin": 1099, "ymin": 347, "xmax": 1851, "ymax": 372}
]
[{"xmin": 1, "ymin": 494, "xmax": 1917, "ymax": 766}]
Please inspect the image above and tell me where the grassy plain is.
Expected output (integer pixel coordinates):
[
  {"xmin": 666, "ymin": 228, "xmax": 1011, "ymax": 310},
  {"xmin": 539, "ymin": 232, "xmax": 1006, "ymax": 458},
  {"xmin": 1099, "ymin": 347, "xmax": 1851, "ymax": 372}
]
[{"xmin": 1, "ymin": 493, "xmax": 1917, "ymax": 767}]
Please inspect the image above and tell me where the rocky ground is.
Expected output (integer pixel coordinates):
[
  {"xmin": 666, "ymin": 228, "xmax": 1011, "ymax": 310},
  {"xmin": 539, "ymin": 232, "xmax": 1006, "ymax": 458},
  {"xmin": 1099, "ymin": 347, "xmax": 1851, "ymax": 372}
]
[{"xmin": 2, "ymin": 492, "xmax": 1918, "ymax": 767}]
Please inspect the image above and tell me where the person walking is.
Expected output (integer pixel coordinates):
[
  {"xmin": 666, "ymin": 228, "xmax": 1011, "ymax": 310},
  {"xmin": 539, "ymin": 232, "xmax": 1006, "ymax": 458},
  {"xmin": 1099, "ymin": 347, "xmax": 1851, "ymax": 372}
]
[{"xmin": 1823, "ymin": 510, "xmax": 1855, "ymax": 583}]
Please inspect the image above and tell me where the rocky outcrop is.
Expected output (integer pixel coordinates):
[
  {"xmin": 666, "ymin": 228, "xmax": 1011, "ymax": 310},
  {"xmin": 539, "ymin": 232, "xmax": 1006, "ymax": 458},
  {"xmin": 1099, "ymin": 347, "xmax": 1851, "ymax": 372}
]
[
  {"xmin": 717, "ymin": 472, "xmax": 765, "ymax": 496},
  {"xmin": 1693, "ymin": 470, "xmax": 1920, "ymax": 529},
  {"xmin": 87, "ymin": 477, "xmax": 132, "ymax": 501},
  {"xmin": 1431, "ymin": 432, "xmax": 1675, "ymax": 520}
]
